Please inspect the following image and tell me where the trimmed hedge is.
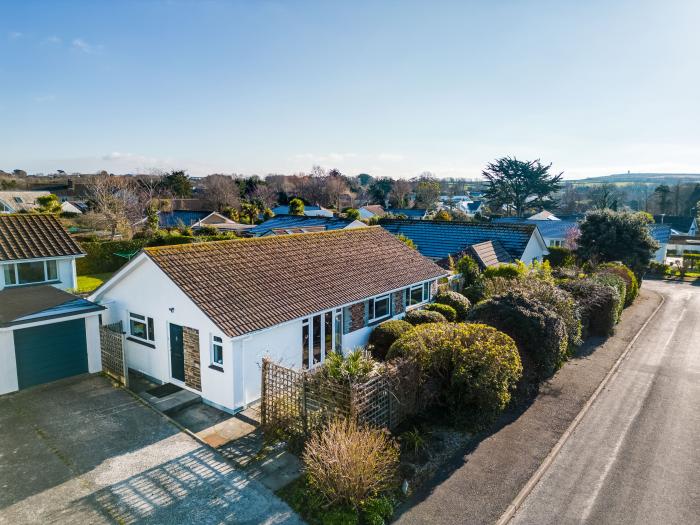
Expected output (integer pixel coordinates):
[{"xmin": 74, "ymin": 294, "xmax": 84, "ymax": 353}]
[
  {"xmin": 598, "ymin": 262, "xmax": 638, "ymax": 306},
  {"xmin": 560, "ymin": 279, "xmax": 619, "ymax": 337},
  {"xmin": 433, "ymin": 290, "xmax": 471, "ymax": 320},
  {"xmin": 423, "ymin": 303, "xmax": 457, "ymax": 321},
  {"xmin": 404, "ymin": 309, "xmax": 446, "ymax": 325},
  {"xmin": 545, "ymin": 246, "xmax": 575, "ymax": 268},
  {"xmin": 467, "ymin": 292, "xmax": 568, "ymax": 379},
  {"xmin": 368, "ymin": 320, "xmax": 413, "ymax": 361},
  {"xmin": 76, "ymin": 239, "xmax": 148, "ymax": 274},
  {"xmin": 482, "ymin": 263, "xmax": 525, "ymax": 280},
  {"xmin": 387, "ymin": 323, "xmax": 522, "ymax": 422},
  {"xmin": 593, "ymin": 273, "xmax": 626, "ymax": 322}
]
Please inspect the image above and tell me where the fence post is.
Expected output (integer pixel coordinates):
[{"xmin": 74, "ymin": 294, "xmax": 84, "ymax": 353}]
[
  {"xmin": 261, "ymin": 358, "xmax": 268, "ymax": 427},
  {"xmin": 301, "ymin": 371, "xmax": 308, "ymax": 435}
]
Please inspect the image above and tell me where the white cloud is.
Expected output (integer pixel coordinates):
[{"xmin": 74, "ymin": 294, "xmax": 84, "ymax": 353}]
[
  {"xmin": 44, "ymin": 35, "xmax": 62, "ymax": 45},
  {"xmin": 72, "ymin": 38, "xmax": 101, "ymax": 54},
  {"xmin": 8, "ymin": 31, "xmax": 23, "ymax": 40}
]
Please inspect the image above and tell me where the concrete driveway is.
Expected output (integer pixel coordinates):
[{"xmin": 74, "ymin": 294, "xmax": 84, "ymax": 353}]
[{"xmin": 0, "ymin": 374, "xmax": 300, "ymax": 524}]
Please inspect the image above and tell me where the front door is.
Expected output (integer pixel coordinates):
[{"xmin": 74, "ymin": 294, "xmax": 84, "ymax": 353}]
[{"xmin": 169, "ymin": 323, "xmax": 185, "ymax": 382}]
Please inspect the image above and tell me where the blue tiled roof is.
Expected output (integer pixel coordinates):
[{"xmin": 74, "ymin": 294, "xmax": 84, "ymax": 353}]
[
  {"xmin": 379, "ymin": 219, "xmax": 535, "ymax": 261},
  {"xmin": 466, "ymin": 200, "xmax": 482, "ymax": 213},
  {"xmin": 158, "ymin": 210, "xmax": 211, "ymax": 228},
  {"xmin": 653, "ymin": 215, "xmax": 696, "ymax": 233},
  {"xmin": 492, "ymin": 218, "xmax": 578, "ymax": 239},
  {"xmin": 249, "ymin": 214, "xmax": 355, "ymax": 236},
  {"xmin": 649, "ymin": 224, "xmax": 671, "ymax": 244},
  {"xmin": 272, "ymin": 205, "xmax": 324, "ymax": 214},
  {"xmin": 386, "ymin": 208, "xmax": 426, "ymax": 218}
]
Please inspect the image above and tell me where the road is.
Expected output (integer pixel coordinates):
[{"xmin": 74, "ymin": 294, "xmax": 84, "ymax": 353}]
[{"xmin": 510, "ymin": 280, "xmax": 700, "ymax": 525}]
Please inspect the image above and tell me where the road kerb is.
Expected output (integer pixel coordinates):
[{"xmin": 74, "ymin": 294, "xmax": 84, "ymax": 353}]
[{"xmin": 495, "ymin": 291, "xmax": 666, "ymax": 525}]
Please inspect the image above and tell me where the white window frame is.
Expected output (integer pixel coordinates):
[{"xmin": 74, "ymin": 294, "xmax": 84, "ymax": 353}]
[
  {"xmin": 128, "ymin": 312, "xmax": 155, "ymax": 343},
  {"xmin": 408, "ymin": 282, "xmax": 430, "ymax": 307},
  {"xmin": 368, "ymin": 294, "xmax": 391, "ymax": 323},
  {"xmin": 210, "ymin": 334, "xmax": 224, "ymax": 367},
  {"xmin": 2, "ymin": 259, "xmax": 60, "ymax": 287},
  {"xmin": 302, "ymin": 308, "xmax": 343, "ymax": 369}
]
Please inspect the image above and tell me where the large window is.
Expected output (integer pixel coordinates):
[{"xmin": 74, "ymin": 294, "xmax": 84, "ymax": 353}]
[
  {"xmin": 211, "ymin": 335, "xmax": 224, "ymax": 367},
  {"xmin": 129, "ymin": 312, "xmax": 155, "ymax": 342},
  {"xmin": 3, "ymin": 260, "xmax": 59, "ymax": 286},
  {"xmin": 368, "ymin": 295, "xmax": 391, "ymax": 322},
  {"xmin": 302, "ymin": 309, "xmax": 342, "ymax": 369},
  {"xmin": 408, "ymin": 282, "xmax": 430, "ymax": 306}
]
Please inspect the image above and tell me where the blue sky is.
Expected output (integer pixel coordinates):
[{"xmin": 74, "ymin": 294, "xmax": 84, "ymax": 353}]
[{"xmin": 1, "ymin": 0, "xmax": 699, "ymax": 178}]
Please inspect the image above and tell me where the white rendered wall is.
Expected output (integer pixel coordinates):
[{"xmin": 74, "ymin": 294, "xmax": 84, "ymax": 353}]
[
  {"xmin": 520, "ymin": 234, "xmax": 548, "ymax": 264},
  {"xmin": 0, "ymin": 331, "xmax": 18, "ymax": 395}
]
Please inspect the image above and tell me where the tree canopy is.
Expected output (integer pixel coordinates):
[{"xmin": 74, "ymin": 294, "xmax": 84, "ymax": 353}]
[
  {"xmin": 483, "ymin": 157, "xmax": 563, "ymax": 217},
  {"xmin": 163, "ymin": 170, "xmax": 193, "ymax": 197},
  {"xmin": 288, "ymin": 197, "xmax": 305, "ymax": 215},
  {"xmin": 576, "ymin": 210, "xmax": 659, "ymax": 277}
]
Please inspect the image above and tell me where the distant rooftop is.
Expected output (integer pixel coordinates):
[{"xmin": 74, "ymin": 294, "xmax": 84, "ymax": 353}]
[{"xmin": 249, "ymin": 214, "xmax": 360, "ymax": 236}]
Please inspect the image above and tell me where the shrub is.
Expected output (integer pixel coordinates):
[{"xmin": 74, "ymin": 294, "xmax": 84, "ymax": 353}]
[
  {"xmin": 545, "ymin": 246, "xmax": 575, "ymax": 268},
  {"xmin": 593, "ymin": 273, "xmax": 626, "ymax": 322},
  {"xmin": 483, "ymin": 277, "xmax": 581, "ymax": 349},
  {"xmin": 433, "ymin": 290, "xmax": 471, "ymax": 320},
  {"xmin": 467, "ymin": 292, "xmax": 568, "ymax": 379},
  {"xmin": 423, "ymin": 302, "xmax": 457, "ymax": 321},
  {"xmin": 361, "ymin": 496, "xmax": 394, "ymax": 525},
  {"xmin": 560, "ymin": 279, "xmax": 619, "ymax": 337},
  {"xmin": 404, "ymin": 309, "xmax": 446, "ymax": 325},
  {"xmin": 303, "ymin": 418, "xmax": 399, "ymax": 508},
  {"xmin": 368, "ymin": 320, "xmax": 413, "ymax": 361},
  {"xmin": 462, "ymin": 279, "xmax": 487, "ymax": 304},
  {"xmin": 648, "ymin": 261, "xmax": 672, "ymax": 276},
  {"xmin": 321, "ymin": 350, "xmax": 377, "ymax": 384},
  {"xmin": 598, "ymin": 262, "xmax": 639, "ymax": 306},
  {"xmin": 482, "ymin": 262, "xmax": 525, "ymax": 280},
  {"xmin": 387, "ymin": 323, "xmax": 522, "ymax": 422},
  {"xmin": 455, "ymin": 255, "xmax": 481, "ymax": 287},
  {"xmin": 196, "ymin": 224, "xmax": 219, "ymax": 236}
]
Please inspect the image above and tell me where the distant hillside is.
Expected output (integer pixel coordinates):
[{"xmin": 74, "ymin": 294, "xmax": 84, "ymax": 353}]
[{"xmin": 574, "ymin": 173, "xmax": 700, "ymax": 185}]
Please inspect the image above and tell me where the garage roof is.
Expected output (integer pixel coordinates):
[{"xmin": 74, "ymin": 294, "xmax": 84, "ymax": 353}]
[
  {"xmin": 0, "ymin": 214, "xmax": 85, "ymax": 261},
  {"xmin": 0, "ymin": 285, "xmax": 103, "ymax": 327}
]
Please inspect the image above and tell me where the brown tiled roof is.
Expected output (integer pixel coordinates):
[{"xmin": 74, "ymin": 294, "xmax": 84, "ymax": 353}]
[
  {"xmin": 0, "ymin": 214, "xmax": 85, "ymax": 262},
  {"xmin": 362, "ymin": 205, "xmax": 386, "ymax": 217},
  {"xmin": 468, "ymin": 240, "xmax": 514, "ymax": 268},
  {"xmin": 145, "ymin": 227, "xmax": 447, "ymax": 337}
]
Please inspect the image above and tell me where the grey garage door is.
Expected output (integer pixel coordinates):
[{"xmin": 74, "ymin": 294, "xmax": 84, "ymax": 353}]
[{"xmin": 13, "ymin": 318, "xmax": 88, "ymax": 390}]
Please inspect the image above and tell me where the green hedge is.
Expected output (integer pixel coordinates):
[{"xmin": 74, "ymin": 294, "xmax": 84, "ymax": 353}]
[
  {"xmin": 597, "ymin": 263, "xmax": 638, "ymax": 306},
  {"xmin": 423, "ymin": 302, "xmax": 457, "ymax": 321},
  {"xmin": 593, "ymin": 273, "xmax": 626, "ymax": 323},
  {"xmin": 404, "ymin": 309, "xmax": 446, "ymax": 325},
  {"xmin": 368, "ymin": 320, "xmax": 413, "ymax": 361},
  {"xmin": 545, "ymin": 246, "xmax": 575, "ymax": 268},
  {"xmin": 387, "ymin": 323, "xmax": 522, "ymax": 423},
  {"xmin": 560, "ymin": 279, "xmax": 619, "ymax": 337},
  {"xmin": 433, "ymin": 290, "xmax": 471, "ymax": 320}
]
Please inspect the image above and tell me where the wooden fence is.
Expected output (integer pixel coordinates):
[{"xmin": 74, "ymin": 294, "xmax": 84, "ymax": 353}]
[
  {"xmin": 100, "ymin": 321, "xmax": 128, "ymax": 387},
  {"xmin": 261, "ymin": 357, "xmax": 421, "ymax": 444}
]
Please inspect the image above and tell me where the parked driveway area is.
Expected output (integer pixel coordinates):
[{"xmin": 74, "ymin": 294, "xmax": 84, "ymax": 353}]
[{"xmin": 0, "ymin": 374, "xmax": 300, "ymax": 525}]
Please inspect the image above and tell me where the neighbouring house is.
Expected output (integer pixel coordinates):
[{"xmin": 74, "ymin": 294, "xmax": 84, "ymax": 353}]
[
  {"xmin": 648, "ymin": 224, "xmax": 672, "ymax": 262},
  {"xmin": 379, "ymin": 218, "xmax": 548, "ymax": 267},
  {"xmin": 385, "ymin": 208, "xmax": 428, "ymax": 220},
  {"xmin": 0, "ymin": 215, "xmax": 103, "ymax": 395},
  {"xmin": 666, "ymin": 234, "xmax": 700, "ymax": 257},
  {"xmin": 493, "ymin": 218, "xmax": 580, "ymax": 248},
  {"xmin": 90, "ymin": 227, "xmax": 447, "ymax": 412},
  {"xmin": 462, "ymin": 200, "xmax": 483, "ymax": 216},
  {"xmin": 60, "ymin": 201, "xmax": 85, "ymax": 214},
  {"xmin": 191, "ymin": 212, "xmax": 256, "ymax": 234},
  {"xmin": 653, "ymin": 215, "xmax": 698, "ymax": 236},
  {"xmin": 528, "ymin": 210, "xmax": 559, "ymax": 221},
  {"xmin": 358, "ymin": 205, "xmax": 386, "ymax": 220},
  {"xmin": 249, "ymin": 214, "xmax": 367, "ymax": 237},
  {"xmin": 0, "ymin": 191, "xmax": 50, "ymax": 213},
  {"xmin": 135, "ymin": 210, "xmax": 212, "ymax": 229},
  {"xmin": 271, "ymin": 204, "xmax": 334, "ymax": 217}
]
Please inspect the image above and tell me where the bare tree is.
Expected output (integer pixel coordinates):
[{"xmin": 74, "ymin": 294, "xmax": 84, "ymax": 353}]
[
  {"xmin": 389, "ymin": 179, "xmax": 413, "ymax": 208},
  {"xmin": 84, "ymin": 174, "xmax": 143, "ymax": 239},
  {"xmin": 201, "ymin": 174, "xmax": 241, "ymax": 212},
  {"xmin": 325, "ymin": 170, "xmax": 349, "ymax": 210},
  {"xmin": 251, "ymin": 184, "xmax": 278, "ymax": 209}
]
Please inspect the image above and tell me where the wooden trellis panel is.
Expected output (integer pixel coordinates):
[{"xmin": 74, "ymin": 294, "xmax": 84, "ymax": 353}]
[{"xmin": 100, "ymin": 321, "xmax": 128, "ymax": 387}]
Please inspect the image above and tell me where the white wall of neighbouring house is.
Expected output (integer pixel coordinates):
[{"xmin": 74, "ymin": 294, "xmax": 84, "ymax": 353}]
[
  {"xmin": 0, "ymin": 331, "xmax": 18, "ymax": 395},
  {"xmin": 93, "ymin": 256, "xmax": 236, "ymax": 411},
  {"xmin": 520, "ymin": 233, "xmax": 548, "ymax": 264}
]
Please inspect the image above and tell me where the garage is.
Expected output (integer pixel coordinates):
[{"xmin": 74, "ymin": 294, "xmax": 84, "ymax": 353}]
[
  {"xmin": 14, "ymin": 318, "xmax": 89, "ymax": 390},
  {"xmin": 0, "ymin": 285, "xmax": 104, "ymax": 395}
]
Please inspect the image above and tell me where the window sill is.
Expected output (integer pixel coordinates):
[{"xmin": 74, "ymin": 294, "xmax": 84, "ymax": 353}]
[
  {"xmin": 367, "ymin": 315, "xmax": 391, "ymax": 327},
  {"xmin": 127, "ymin": 336, "xmax": 155, "ymax": 349},
  {"xmin": 208, "ymin": 364, "xmax": 224, "ymax": 373},
  {"xmin": 4, "ymin": 279, "xmax": 61, "ymax": 288}
]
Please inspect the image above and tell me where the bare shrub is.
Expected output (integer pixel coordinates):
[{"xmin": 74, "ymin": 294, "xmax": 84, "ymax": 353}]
[{"xmin": 303, "ymin": 418, "xmax": 399, "ymax": 508}]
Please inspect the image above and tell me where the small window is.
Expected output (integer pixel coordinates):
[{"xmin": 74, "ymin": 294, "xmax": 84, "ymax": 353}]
[
  {"xmin": 129, "ymin": 312, "xmax": 155, "ymax": 341},
  {"xmin": 13, "ymin": 196, "xmax": 22, "ymax": 203},
  {"xmin": 3, "ymin": 264, "xmax": 16, "ymax": 285},
  {"xmin": 409, "ymin": 283, "xmax": 428, "ymax": 306},
  {"xmin": 369, "ymin": 295, "xmax": 391, "ymax": 322},
  {"xmin": 46, "ymin": 260, "xmax": 58, "ymax": 281},
  {"xmin": 17, "ymin": 261, "xmax": 45, "ymax": 284},
  {"xmin": 211, "ymin": 335, "xmax": 224, "ymax": 366},
  {"xmin": 302, "ymin": 319, "xmax": 310, "ymax": 369}
]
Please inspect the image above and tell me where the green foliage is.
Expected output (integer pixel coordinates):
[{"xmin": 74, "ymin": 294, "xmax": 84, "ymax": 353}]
[
  {"xmin": 423, "ymin": 302, "xmax": 457, "ymax": 321},
  {"xmin": 322, "ymin": 350, "xmax": 376, "ymax": 384},
  {"xmin": 455, "ymin": 255, "xmax": 481, "ymax": 287},
  {"xmin": 576, "ymin": 210, "xmax": 658, "ymax": 277},
  {"xmin": 278, "ymin": 477, "xmax": 357, "ymax": 525},
  {"xmin": 468, "ymin": 292, "xmax": 568, "ymax": 379},
  {"xmin": 598, "ymin": 262, "xmax": 639, "ymax": 306},
  {"xmin": 433, "ymin": 290, "xmax": 471, "ymax": 320},
  {"xmin": 400, "ymin": 428, "xmax": 426, "ymax": 455},
  {"xmin": 404, "ymin": 309, "xmax": 447, "ymax": 325},
  {"xmin": 76, "ymin": 239, "xmax": 148, "ymax": 274},
  {"xmin": 545, "ymin": 246, "xmax": 575, "ymax": 268},
  {"xmin": 482, "ymin": 156, "xmax": 563, "ymax": 217},
  {"xmin": 36, "ymin": 194, "xmax": 61, "ymax": 213},
  {"xmin": 163, "ymin": 170, "xmax": 193, "ymax": 197},
  {"xmin": 433, "ymin": 209, "xmax": 451, "ymax": 221},
  {"xmin": 360, "ymin": 496, "xmax": 394, "ymax": 525},
  {"xmin": 289, "ymin": 197, "xmax": 305, "ymax": 215},
  {"xmin": 239, "ymin": 201, "xmax": 261, "ymax": 224},
  {"xmin": 395, "ymin": 233, "xmax": 416, "ymax": 249},
  {"xmin": 344, "ymin": 208, "xmax": 360, "ymax": 220},
  {"xmin": 560, "ymin": 279, "xmax": 619, "ymax": 337},
  {"xmin": 482, "ymin": 262, "xmax": 526, "ymax": 280},
  {"xmin": 322, "ymin": 507, "xmax": 359, "ymax": 525},
  {"xmin": 144, "ymin": 204, "xmax": 159, "ymax": 235},
  {"xmin": 387, "ymin": 323, "xmax": 522, "ymax": 422},
  {"xmin": 263, "ymin": 207, "xmax": 275, "ymax": 220},
  {"xmin": 592, "ymin": 273, "xmax": 626, "ymax": 323},
  {"xmin": 368, "ymin": 320, "xmax": 413, "ymax": 361},
  {"xmin": 196, "ymin": 224, "xmax": 219, "ymax": 236},
  {"xmin": 414, "ymin": 177, "xmax": 441, "ymax": 209},
  {"xmin": 648, "ymin": 261, "xmax": 672, "ymax": 276}
]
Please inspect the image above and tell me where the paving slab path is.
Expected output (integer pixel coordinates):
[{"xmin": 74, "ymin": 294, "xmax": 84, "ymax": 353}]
[
  {"xmin": 0, "ymin": 375, "xmax": 301, "ymax": 525},
  {"xmin": 394, "ymin": 284, "xmax": 664, "ymax": 525}
]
